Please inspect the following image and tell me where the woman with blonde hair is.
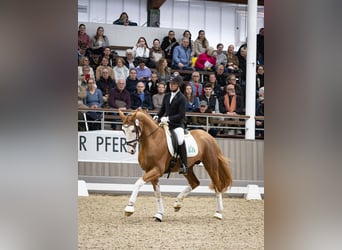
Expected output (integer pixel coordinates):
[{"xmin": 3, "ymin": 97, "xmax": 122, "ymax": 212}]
[{"xmin": 113, "ymin": 57, "xmax": 129, "ymax": 81}]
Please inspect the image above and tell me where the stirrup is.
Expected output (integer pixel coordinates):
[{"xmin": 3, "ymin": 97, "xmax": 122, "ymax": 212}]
[{"xmin": 179, "ymin": 164, "xmax": 188, "ymax": 175}]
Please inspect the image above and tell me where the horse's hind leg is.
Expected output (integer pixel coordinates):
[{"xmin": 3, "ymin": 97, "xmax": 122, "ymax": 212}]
[
  {"xmin": 151, "ymin": 180, "xmax": 164, "ymax": 222},
  {"xmin": 124, "ymin": 177, "xmax": 146, "ymax": 216},
  {"xmin": 213, "ymin": 192, "xmax": 224, "ymax": 220},
  {"xmin": 173, "ymin": 168, "xmax": 200, "ymax": 212}
]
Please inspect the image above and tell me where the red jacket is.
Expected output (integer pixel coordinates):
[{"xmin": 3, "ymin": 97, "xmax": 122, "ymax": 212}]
[{"xmin": 195, "ymin": 52, "xmax": 216, "ymax": 69}]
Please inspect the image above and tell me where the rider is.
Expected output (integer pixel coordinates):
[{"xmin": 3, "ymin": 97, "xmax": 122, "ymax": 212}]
[{"xmin": 153, "ymin": 75, "xmax": 188, "ymax": 175}]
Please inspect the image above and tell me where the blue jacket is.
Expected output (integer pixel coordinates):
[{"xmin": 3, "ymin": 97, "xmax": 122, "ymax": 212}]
[
  {"xmin": 172, "ymin": 45, "xmax": 192, "ymax": 68},
  {"xmin": 130, "ymin": 91, "xmax": 153, "ymax": 110}
]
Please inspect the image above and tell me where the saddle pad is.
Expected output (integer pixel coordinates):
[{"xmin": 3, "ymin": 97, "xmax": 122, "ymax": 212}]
[{"xmin": 163, "ymin": 125, "xmax": 198, "ymax": 157}]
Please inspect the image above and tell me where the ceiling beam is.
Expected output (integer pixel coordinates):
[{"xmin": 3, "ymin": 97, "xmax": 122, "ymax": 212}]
[
  {"xmin": 207, "ymin": 0, "xmax": 264, "ymax": 6},
  {"xmin": 148, "ymin": 0, "xmax": 167, "ymax": 9}
]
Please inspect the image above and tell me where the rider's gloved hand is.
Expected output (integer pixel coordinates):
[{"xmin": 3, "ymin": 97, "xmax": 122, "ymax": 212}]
[
  {"xmin": 160, "ymin": 116, "xmax": 169, "ymax": 123},
  {"xmin": 153, "ymin": 115, "xmax": 159, "ymax": 121}
]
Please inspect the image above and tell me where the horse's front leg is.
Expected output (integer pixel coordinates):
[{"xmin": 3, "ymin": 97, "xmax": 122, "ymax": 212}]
[
  {"xmin": 124, "ymin": 177, "xmax": 146, "ymax": 216},
  {"xmin": 151, "ymin": 179, "xmax": 164, "ymax": 222},
  {"xmin": 213, "ymin": 192, "xmax": 224, "ymax": 220}
]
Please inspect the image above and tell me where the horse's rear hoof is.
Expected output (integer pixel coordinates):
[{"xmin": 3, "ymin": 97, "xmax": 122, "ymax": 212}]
[{"xmin": 213, "ymin": 211, "xmax": 223, "ymax": 220}]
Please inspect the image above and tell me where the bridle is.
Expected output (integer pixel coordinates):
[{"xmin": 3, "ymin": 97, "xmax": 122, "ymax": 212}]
[{"xmin": 123, "ymin": 121, "xmax": 160, "ymax": 149}]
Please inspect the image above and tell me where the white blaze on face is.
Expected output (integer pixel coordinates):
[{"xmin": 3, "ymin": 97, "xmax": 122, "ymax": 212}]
[{"xmin": 122, "ymin": 124, "xmax": 138, "ymax": 154}]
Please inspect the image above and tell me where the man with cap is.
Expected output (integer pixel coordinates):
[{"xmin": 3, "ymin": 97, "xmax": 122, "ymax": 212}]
[{"xmin": 153, "ymin": 75, "xmax": 188, "ymax": 175}]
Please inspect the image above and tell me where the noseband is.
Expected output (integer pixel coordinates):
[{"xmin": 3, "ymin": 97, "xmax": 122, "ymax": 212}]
[{"xmin": 123, "ymin": 122, "xmax": 160, "ymax": 149}]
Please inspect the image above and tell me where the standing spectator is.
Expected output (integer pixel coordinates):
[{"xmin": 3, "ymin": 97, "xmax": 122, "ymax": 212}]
[
  {"xmin": 130, "ymin": 81, "xmax": 153, "ymax": 110},
  {"xmin": 156, "ymin": 58, "xmax": 171, "ymax": 85},
  {"xmin": 161, "ymin": 30, "xmax": 179, "ymax": 66},
  {"xmin": 199, "ymin": 83, "xmax": 220, "ymax": 113},
  {"xmin": 191, "ymin": 100, "xmax": 218, "ymax": 137},
  {"xmin": 78, "ymin": 24, "xmax": 91, "ymax": 50},
  {"xmin": 194, "ymin": 47, "xmax": 217, "ymax": 71},
  {"xmin": 83, "ymin": 78, "xmax": 103, "ymax": 130},
  {"xmin": 125, "ymin": 68, "xmax": 139, "ymax": 94},
  {"xmin": 226, "ymin": 44, "xmax": 240, "ymax": 73},
  {"xmin": 145, "ymin": 72, "xmax": 159, "ymax": 96},
  {"xmin": 95, "ymin": 57, "xmax": 115, "ymax": 81},
  {"xmin": 193, "ymin": 30, "xmax": 209, "ymax": 57},
  {"xmin": 113, "ymin": 57, "xmax": 129, "ymax": 81},
  {"xmin": 152, "ymin": 82, "xmax": 166, "ymax": 111},
  {"xmin": 236, "ymin": 44, "xmax": 247, "ymax": 90},
  {"xmin": 189, "ymin": 71, "xmax": 203, "ymax": 98},
  {"xmin": 148, "ymin": 38, "xmax": 165, "ymax": 68},
  {"xmin": 257, "ymin": 28, "xmax": 264, "ymax": 65},
  {"xmin": 171, "ymin": 37, "xmax": 193, "ymax": 70},
  {"xmin": 91, "ymin": 26, "xmax": 109, "ymax": 55},
  {"xmin": 96, "ymin": 68, "xmax": 116, "ymax": 107},
  {"xmin": 183, "ymin": 83, "xmax": 199, "ymax": 112},
  {"xmin": 124, "ymin": 49, "xmax": 136, "ymax": 69},
  {"xmin": 135, "ymin": 58, "xmax": 152, "ymax": 83},
  {"xmin": 215, "ymin": 43, "xmax": 227, "ymax": 69},
  {"xmin": 113, "ymin": 12, "xmax": 137, "ymax": 26},
  {"xmin": 133, "ymin": 37, "xmax": 150, "ymax": 61}
]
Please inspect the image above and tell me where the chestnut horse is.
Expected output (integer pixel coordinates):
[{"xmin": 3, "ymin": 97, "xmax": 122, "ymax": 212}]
[{"xmin": 119, "ymin": 109, "xmax": 232, "ymax": 221}]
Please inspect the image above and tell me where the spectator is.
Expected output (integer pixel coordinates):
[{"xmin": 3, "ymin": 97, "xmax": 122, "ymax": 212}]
[
  {"xmin": 227, "ymin": 73, "xmax": 244, "ymax": 102},
  {"xmin": 155, "ymin": 58, "xmax": 171, "ymax": 85},
  {"xmin": 207, "ymin": 73, "xmax": 222, "ymax": 98},
  {"xmin": 113, "ymin": 12, "xmax": 137, "ymax": 26},
  {"xmin": 215, "ymin": 64, "xmax": 228, "ymax": 92},
  {"xmin": 78, "ymin": 43, "xmax": 88, "ymax": 64},
  {"xmin": 96, "ymin": 68, "xmax": 116, "ymax": 107},
  {"xmin": 183, "ymin": 83, "xmax": 199, "ymax": 112},
  {"xmin": 148, "ymin": 38, "xmax": 165, "ymax": 68},
  {"xmin": 95, "ymin": 57, "xmax": 115, "ymax": 81},
  {"xmin": 145, "ymin": 72, "xmax": 159, "ymax": 96},
  {"xmin": 125, "ymin": 68, "xmax": 139, "ymax": 94},
  {"xmin": 135, "ymin": 58, "xmax": 152, "ymax": 83},
  {"xmin": 83, "ymin": 78, "xmax": 103, "ymax": 130},
  {"xmin": 161, "ymin": 30, "xmax": 179, "ymax": 66},
  {"xmin": 226, "ymin": 44, "xmax": 240, "ymax": 73},
  {"xmin": 255, "ymin": 86, "xmax": 264, "ymax": 137},
  {"xmin": 124, "ymin": 49, "xmax": 136, "ymax": 69},
  {"xmin": 172, "ymin": 37, "xmax": 193, "ymax": 70},
  {"xmin": 215, "ymin": 43, "xmax": 227, "ymax": 69},
  {"xmin": 199, "ymin": 83, "xmax": 220, "ymax": 114},
  {"xmin": 78, "ymin": 65, "xmax": 94, "ymax": 86},
  {"xmin": 98, "ymin": 46, "xmax": 116, "ymax": 67},
  {"xmin": 91, "ymin": 26, "xmax": 109, "ymax": 55},
  {"xmin": 194, "ymin": 47, "xmax": 217, "ymax": 71},
  {"xmin": 180, "ymin": 30, "xmax": 194, "ymax": 57},
  {"xmin": 78, "ymin": 24, "xmax": 91, "ymax": 50},
  {"xmin": 193, "ymin": 30, "xmax": 209, "ymax": 57},
  {"xmin": 257, "ymin": 28, "xmax": 264, "ymax": 65},
  {"xmin": 133, "ymin": 37, "xmax": 150, "ymax": 61},
  {"xmin": 236, "ymin": 44, "xmax": 247, "ymax": 89},
  {"xmin": 191, "ymin": 100, "xmax": 218, "ymax": 137},
  {"xmin": 189, "ymin": 71, "xmax": 203, "ymax": 98},
  {"xmin": 152, "ymin": 82, "xmax": 166, "ymax": 111},
  {"xmin": 256, "ymin": 65, "xmax": 264, "ymax": 96},
  {"xmin": 130, "ymin": 81, "xmax": 153, "ymax": 110},
  {"xmin": 78, "ymin": 57, "xmax": 95, "ymax": 80},
  {"xmin": 113, "ymin": 57, "xmax": 129, "ymax": 81}
]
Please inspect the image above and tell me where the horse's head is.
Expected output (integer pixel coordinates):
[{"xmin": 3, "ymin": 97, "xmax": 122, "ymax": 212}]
[{"xmin": 119, "ymin": 110, "xmax": 141, "ymax": 154}]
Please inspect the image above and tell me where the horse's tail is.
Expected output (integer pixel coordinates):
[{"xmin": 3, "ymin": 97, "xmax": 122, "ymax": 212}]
[{"xmin": 209, "ymin": 153, "xmax": 233, "ymax": 193}]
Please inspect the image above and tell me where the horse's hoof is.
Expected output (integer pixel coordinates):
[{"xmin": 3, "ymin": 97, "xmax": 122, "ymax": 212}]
[
  {"xmin": 173, "ymin": 201, "xmax": 182, "ymax": 212},
  {"xmin": 124, "ymin": 205, "xmax": 134, "ymax": 216},
  {"xmin": 153, "ymin": 213, "xmax": 163, "ymax": 222},
  {"xmin": 213, "ymin": 212, "xmax": 223, "ymax": 220},
  {"xmin": 174, "ymin": 207, "xmax": 181, "ymax": 212}
]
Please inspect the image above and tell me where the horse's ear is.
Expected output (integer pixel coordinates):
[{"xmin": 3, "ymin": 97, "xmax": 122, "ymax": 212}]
[
  {"xmin": 134, "ymin": 119, "xmax": 140, "ymax": 127},
  {"xmin": 118, "ymin": 110, "xmax": 126, "ymax": 120}
]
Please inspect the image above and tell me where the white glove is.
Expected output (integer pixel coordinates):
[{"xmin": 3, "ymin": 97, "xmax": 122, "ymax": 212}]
[
  {"xmin": 160, "ymin": 116, "xmax": 169, "ymax": 123},
  {"xmin": 153, "ymin": 115, "xmax": 159, "ymax": 121}
]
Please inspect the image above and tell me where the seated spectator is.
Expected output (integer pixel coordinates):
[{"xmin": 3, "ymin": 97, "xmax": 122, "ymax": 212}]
[
  {"xmin": 255, "ymin": 86, "xmax": 264, "ymax": 137},
  {"xmin": 237, "ymin": 44, "xmax": 247, "ymax": 89},
  {"xmin": 189, "ymin": 71, "xmax": 203, "ymax": 98},
  {"xmin": 91, "ymin": 26, "xmax": 110, "ymax": 55},
  {"xmin": 125, "ymin": 68, "xmax": 139, "ymax": 94},
  {"xmin": 180, "ymin": 30, "xmax": 195, "ymax": 57},
  {"xmin": 183, "ymin": 83, "xmax": 199, "ymax": 112},
  {"xmin": 256, "ymin": 65, "xmax": 264, "ymax": 96},
  {"xmin": 130, "ymin": 81, "xmax": 153, "ymax": 110},
  {"xmin": 113, "ymin": 57, "xmax": 129, "ymax": 81},
  {"xmin": 124, "ymin": 49, "xmax": 136, "ymax": 69},
  {"xmin": 215, "ymin": 43, "xmax": 227, "ymax": 69},
  {"xmin": 133, "ymin": 37, "xmax": 150, "ymax": 61},
  {"xmin": 95, "ymin": 57, "xmax": 115, "ymax": 81},
  {"xmin": 78, "ymin": 58, "xmax": 95, "ymax": 81},
  {"xmin": 156, "ymin": 58, "xmax": 171, "ymax": 85},
  {"xmin": 161, "ymin": 30, "xmax": 179, "ymax": 66},
  {"xmin": 191, "ymin": 100, "xmax": 218, "ymax": 137},
  {"xmin": 193, "ymin": 30, "xmax": 209, "ymax": 57},
  {"xmin": 78, "ymin": 24, "xmax": 91, "ymax": 50},
  {"xmin": 148, "ymin": 38, "xmax": 165, "ymax": 68},
  {"xmin": 83, "ymin": 78, "xmax": 103, "ymax": 130},
  {"xmin": 194, "ymin": 47, "xmax": 217, "ymax": 71},
  {"xmin": 145, "ymin": 72, "xmax": 159, "ymax": 96},
  {"xmin": 99, "ymin": 46, "xmax": 116, "ymax": 67},
  {"xmin": 108, "ymin": 78, "xmax": 131, "ymax": 129},
  {"xmin": 113, "ymin": 12, "xmax": 137, "ymax": 26},
  {"xmin": 135, "ymin": 58, "xmax": 152, "ymax": 83},
  {"xmin": 78, "ymin": 65, "xmax": 94, "ymax": 86},
  {"xmin": 96, "ymin": 68, "xmax": 116, "ymax": 107},
  {"xmin": 227, "ymin": 73, "xmax": 244, "ymax": 108},
  {"xmin": 78, "ymin": 43, "xmax": 89, "ymax": 64},
  {"xmin": 226, "ymin": 44, "xmax": 239, "ymax": 73},
  {"xmin": 172, "ymin": 37, "xmax": 193, "ymax": 70},
  {"xmin": 207, "ymin": 73, "xmax": 223, "ymax": 98},
  {"xmin": 152, "ymin": 82, "xmax": 166, "ymax": 111},
  {"xmin": 215, "ymin": 64, "xmax": 228, "ymax": 92},
  {"xmin": 199, "ymin": 83, "xmax": 220, "ymax": 113}
]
